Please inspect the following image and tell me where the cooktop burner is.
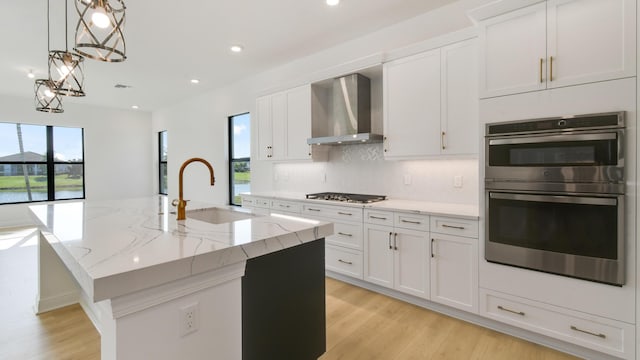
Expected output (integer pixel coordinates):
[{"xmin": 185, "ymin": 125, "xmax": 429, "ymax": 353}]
[{"xmin": 305, "ymin": 192, "xmax": 386, "ymax": 204}]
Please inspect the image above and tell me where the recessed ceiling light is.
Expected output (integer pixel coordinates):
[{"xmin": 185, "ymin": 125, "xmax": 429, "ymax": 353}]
[
  {"xmin": 131, "ymin": 105, "xmax": 139, "ymax": 109},
  {"xmin": 190, "ymin": 79, "xmax": 200, "ymax": 84},
  {"xmin": 27, "ymin": 70, "xmax": 35, "ymax": 79},
  {"xmin": 326, "ymin": 0, "xmax": 340, "ymax": 6},
  {"xmin": 230, "ymin": 45, "xmax": 244, "ymax": 53}
]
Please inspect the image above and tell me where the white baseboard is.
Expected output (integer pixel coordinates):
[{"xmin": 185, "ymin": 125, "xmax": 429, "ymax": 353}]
[{"xmin": 34, "ymin": 289, "xmax": 79, "ymax": 314}]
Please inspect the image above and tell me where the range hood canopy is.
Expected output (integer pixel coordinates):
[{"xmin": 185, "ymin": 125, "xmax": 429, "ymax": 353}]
[{"xmin": 307, "ymin": 73, "xmax": 382, "ymax": 146}]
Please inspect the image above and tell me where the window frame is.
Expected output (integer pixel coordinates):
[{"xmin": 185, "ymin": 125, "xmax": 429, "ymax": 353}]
[
  {"xmin": 228, "ymin": 113, "xmax": 251, "ymax": 206},
  {"xmin": 158, "ymin": 131, "xmax": 168, "ymax": 195},
  {"xmin": 0, "ymin": 123, "xmax": 85, "ymax": 205}
]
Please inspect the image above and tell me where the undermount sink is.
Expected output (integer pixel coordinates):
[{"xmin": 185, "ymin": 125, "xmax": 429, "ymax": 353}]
[{"xmin": 186, "ymin": 207, "xmax": 258, "ymax": 224}]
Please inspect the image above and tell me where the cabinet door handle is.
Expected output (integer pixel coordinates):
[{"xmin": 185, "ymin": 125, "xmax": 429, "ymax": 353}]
[
  {"xmin": 384, "ymin": 137, "xmax": 388, "ymax": 153},
  {"xmin": 401, "ymin": 219, "xmax": 422, "ymax": 225},
  {"xmin": 338, "ymin": 259, "xmax": 353, "ymax": 265},
  {"xmin": 570, "ymin": 325, "xmax": 606, "ymax": 339},
  {"xmin": 441, "ymin": 131, "xmax": 446, "ymax": 150},
  {"xmin": 431, "ymin": 238, "xmax": 435, "ymax": 258},
  {"xmin": 370, "ymin": 215, "xmax": 387, "ymax": 220},
  {"xmin": 549, "ymin": 56, "xmax": 553, "ymax": 82},
  {"xmin": 442, "ymin": 224, "xmax": 465, "ymax": 230},
  {"xmin": 388, "ymin": 232, "xmax": 393, "ymax": 250},
  {"xmin": 497, "ymin": 305, "xmax": 525, "ymax": 316},
  {"xmin": 307, "ymin": 208, "xmax": 321, "ymax": 212},
  {"xmin": 338, "ymin": 232, "xmax": 353, "ymax": 237},
  {"xmin": 393, "ymin": 232, "xmax": 398, "ymax": 250},
  {"xmin": 539, "ymin": 58, "xmax": 543, "ymax": 83},
  {"xmin": 338, "ymin": 212, "xmax": 353, "ymax": 216}
]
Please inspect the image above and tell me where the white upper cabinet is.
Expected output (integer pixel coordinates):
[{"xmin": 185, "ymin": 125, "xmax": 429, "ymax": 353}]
[
  {"xmin": 546, "ymin": 0, "xmax": 635, "ymax": 88},
  {"xmin": 441, "ymin": 38, "xmax": 479, "ymax": 156},
  {"xmin": 383, "ymin": 38, "xmax": 478, "ymax": 159},
  {"xmin": 256, "ymin": 84, "xmax": 324, "ymax": 161},
  {"xmin": 478, "ymin": 0, "xmax": 636, "ymax": 98},
  {"xmin": 383, "ymin": 48, "xmax": 441, "ymax": 158}
]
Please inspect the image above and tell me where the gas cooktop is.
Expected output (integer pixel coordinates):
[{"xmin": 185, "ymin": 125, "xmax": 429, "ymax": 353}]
[{"xmin": 305, "ymin": 192, "xmax": 386, "ymax": 204}]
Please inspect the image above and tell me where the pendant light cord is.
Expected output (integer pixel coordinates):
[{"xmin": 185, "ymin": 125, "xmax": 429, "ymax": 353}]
[
  {"xmin": 46, "ymin": 0, "xmax": 50, "ymax": 53},
  {"xmin": 65, "ymin": 0, "xmax": 68, "ymax": 51}
]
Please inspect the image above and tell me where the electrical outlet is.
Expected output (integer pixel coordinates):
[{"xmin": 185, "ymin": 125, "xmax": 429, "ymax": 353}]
[
  {"xmin": 180, "ymin": 302, "xmax": 199, "ymax": 337},
  {"xmin": 453, "ymin": 175, "xmax": 463, "ymax": 188},
  {"xmin": 403, "ymin": 174, "xmax": 412, "ymax": 185}
]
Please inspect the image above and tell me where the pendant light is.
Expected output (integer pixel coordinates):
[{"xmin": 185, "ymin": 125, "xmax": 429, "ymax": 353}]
[
  {"xmin": 35, "ymin": 0, "xmax": 64, "ymax": 113},
  {"xmin": 35, "ymin": 79, "xmax": 64, "ymax": 113},
  {"xmin": 49, "ymin": 0, "xmax": 86, "ymax": 97},
  {"xmin": 74, "ymin": 0, "xmax": 127, "ymax": 62}
]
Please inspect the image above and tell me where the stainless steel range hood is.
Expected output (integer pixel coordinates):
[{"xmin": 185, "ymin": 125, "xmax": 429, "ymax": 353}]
[{"xmin": 307, "ymin": 73, "xmax": 383, "ymax": 146}]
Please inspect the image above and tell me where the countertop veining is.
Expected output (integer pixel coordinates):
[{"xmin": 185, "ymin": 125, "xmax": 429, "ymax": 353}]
[{"xmin": 29, "ymin": 196, "xmax": 332, "ymax": 301}]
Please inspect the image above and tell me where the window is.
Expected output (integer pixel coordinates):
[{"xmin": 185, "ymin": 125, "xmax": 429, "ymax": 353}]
[
  {"xmin": 159, "ymin": 131, "xmax": 168, "ymax": 195},
  {"xmin": 229, "ymin": 113, "xmax": 250, "ymax": 206},
  {"xmin": 0, "ymin": 123, "xmax": 85, "ymax": 205}
]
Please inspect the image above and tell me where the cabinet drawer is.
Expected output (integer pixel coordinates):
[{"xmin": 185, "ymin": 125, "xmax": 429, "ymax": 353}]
[
  {"xmin": 394, "ymin": 212, "xmax": 429, "ymax": 231},
  {"xmin": 271, "ymin": 200, "xmax": 302, "ymax": 214},
  {"xmin": 326, "ymin": 245, "xmax": 363, "ymax": 279},
  {"xmin": 303, "ymin": 204, "xmax": 363, "ymax": 222},
  {"xmin": 241, "ymin": 196, "xmax": 270, "ymax": 209},
  {"xmin": 326, "ymin": 222, "xmax": 363, "ymax": 250},
  {"xmin": 431, "ymin": 216, "xmax": 478, "ymax": 238},
  {"xmin": 480, "ymin": 289, "xmax": 634, "ymax": 359},
  {"xmin": 364, "ymin": 210, "xmax": 394, "ymax": 226}
]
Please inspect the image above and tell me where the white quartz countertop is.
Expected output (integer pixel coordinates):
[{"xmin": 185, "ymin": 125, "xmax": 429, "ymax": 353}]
[
  {"xmin": 29, "ymin": 196, "xmax": 333, "ymax": 302},
  {"xmin": 242, "ymin": 192, "xmax": 479, "ymax": 218}
]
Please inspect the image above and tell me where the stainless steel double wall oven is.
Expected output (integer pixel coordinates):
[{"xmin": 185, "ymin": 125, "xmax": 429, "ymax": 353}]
[{"xmin": 484, "ymin": 112, "xmax": 625, "ymax": 286}]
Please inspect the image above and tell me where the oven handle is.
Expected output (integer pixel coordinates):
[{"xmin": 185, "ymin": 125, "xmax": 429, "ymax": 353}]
[
  {"xmin": 488, "ymin": 132, "xmax": 616, "ymax": 146},
  {"xmin": 489, "ymin": 192, "xmax": 617, "ymax": 206}
]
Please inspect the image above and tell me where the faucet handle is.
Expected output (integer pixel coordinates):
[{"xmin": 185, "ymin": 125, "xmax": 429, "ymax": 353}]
[{"xmin": 171, "ymin": 199, "xmax": 179, "ymax": 207}]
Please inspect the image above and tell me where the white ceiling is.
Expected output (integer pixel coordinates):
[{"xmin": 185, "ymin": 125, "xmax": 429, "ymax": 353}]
[{"xmin": 1, "ymin": 0, "xmax": 456, "ymax": 111}]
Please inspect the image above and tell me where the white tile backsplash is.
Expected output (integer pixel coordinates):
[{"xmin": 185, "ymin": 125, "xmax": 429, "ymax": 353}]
[{"xmin": 272, "ymin": 144, "xmax": 479, "ymax": 205}]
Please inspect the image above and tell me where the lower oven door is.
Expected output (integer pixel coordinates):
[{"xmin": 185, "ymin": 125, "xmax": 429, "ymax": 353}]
[{"xmin": 486, "ymin": 191, "xmax": 624, "ymax": 285}]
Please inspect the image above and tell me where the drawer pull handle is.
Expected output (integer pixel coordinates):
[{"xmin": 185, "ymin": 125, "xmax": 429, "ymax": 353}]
[
  {"xmin": 280, "ymin": 204, "xmax": 290, "ymax": 208},
  {"xmin": 401, "ymin": 219, "xmax": 422, "ymax": 225},
  {"xmin": 338, "ymin": 232, "xmax": 353, "ymax": 237},
  {"xmin": 497, "ymin": 305, "xmax": 525, "ymax": 316},
  {"xmin": 338, "ymin": 259, "xmax": 353, "ymax": 265},
  {"xmin": 442, "ymin": 224, "xmax": 465, "ymax": 230},
  {"xmin": 308, "ymin": 208, "xmax": 321, "ymax": 212},
  {"xmin": 338, "ymin": 212, "xmax": 353, "ymax": 216},
  {"xmin": 570, "ymin": 325, "xmax": 606, "ymax": 339},
  {"xmin": 370, "ymin": 215, "xmax": 388, "ymax": 220}
]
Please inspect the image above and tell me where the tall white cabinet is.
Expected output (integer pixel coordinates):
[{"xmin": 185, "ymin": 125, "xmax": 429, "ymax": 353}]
[
  {"xmin": 383, "ymin": 38, "xmax": 478, "ymax": 158},
  {"xmin": 478, "ymin": 0, "xmax": 636, "ymax": 98}
]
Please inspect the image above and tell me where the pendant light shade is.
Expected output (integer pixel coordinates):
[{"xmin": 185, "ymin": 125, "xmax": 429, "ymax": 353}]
[
  {"xmin": 75, "ymin": 0, "xmax": 126, "ymax": 62},
  {"xmin": 35, "ymin": 79, "xmax": 64, "ymax": 113},
  {"xmin": 49, "ymin": 0, "xmax": 86, "ymax": 97}
]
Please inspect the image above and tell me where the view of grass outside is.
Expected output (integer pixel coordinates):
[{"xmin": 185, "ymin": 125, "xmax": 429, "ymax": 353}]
[
  {"xmin": 230, "ymin": 113, "xmax": 250, "ymax": 206},
  {"xmin": 0, "ymin": 123, "xmax": 84, "ymax": 204}
]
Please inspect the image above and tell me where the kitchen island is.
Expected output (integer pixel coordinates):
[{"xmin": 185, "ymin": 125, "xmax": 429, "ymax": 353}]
[{"xmin": 29, "ymin": 196, "xmax": 333, "ymax": 360}]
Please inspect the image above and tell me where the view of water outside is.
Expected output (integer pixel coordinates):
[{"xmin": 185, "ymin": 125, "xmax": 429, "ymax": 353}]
[{"xmin": 0, "ymin": 123, "xmax": 84, "ymax": 204}]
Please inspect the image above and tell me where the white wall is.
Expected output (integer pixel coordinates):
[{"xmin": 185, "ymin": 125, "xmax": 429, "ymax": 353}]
[
  {"xmin": 153, "ymin": 0, "xmax": 492, "ymax": 206},
  {"xmin": 0, "ymin": 95, "xmax": 153, "ymax": 228}
]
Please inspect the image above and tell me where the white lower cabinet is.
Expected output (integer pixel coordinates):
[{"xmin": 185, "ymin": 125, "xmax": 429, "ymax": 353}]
[
  {"xmin": 302, "ymin": 203, "xmax": 364, "ymax": 279},
  {"xmin": 430, "ymin": 216, "xmax": 479, "ymax": 313},
  {"xmin": 364, "ymin": 210, "xmax": 429, "ymax": 299},
  {"xmin": 481, "ymin": 288, "xmax": 635, "ymax": 360}
]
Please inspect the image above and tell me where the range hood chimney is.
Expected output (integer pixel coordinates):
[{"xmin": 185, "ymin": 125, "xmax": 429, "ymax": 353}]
[{"xmin": 307, "ymin": 73, "xmax": 383, "ymax": 146}]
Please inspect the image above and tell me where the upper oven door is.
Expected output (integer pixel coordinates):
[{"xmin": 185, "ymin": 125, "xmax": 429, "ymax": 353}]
[{"xmin": 486, "ymin": 129, "xmax": 624, "ymax": 184}]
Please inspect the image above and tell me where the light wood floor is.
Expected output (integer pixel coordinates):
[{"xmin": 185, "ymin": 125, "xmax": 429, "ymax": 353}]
[{"xmin": 0, "ymin": 228, "xmax": 579, "ymax": 359}]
